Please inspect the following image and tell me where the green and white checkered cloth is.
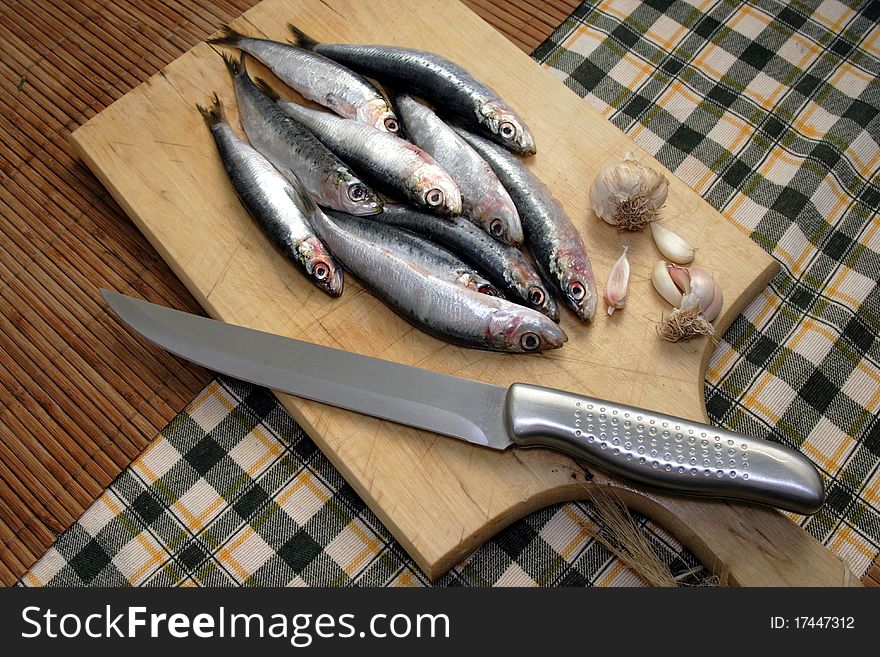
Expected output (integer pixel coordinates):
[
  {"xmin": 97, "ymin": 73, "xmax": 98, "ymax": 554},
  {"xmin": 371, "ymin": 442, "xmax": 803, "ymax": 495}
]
[
  {"xmin": 534, "ymin": 0, "xmax": 880, "ymax": 572},
  {"xmin": 23, "ymin": 0, "xmax": 880, "ymax": 586}
]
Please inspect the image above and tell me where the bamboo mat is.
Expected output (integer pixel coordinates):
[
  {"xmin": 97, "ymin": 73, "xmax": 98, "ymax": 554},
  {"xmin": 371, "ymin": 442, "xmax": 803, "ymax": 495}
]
[{"xmin": 0, "ymin": 0, "xmax": 580, "ymax": 587}]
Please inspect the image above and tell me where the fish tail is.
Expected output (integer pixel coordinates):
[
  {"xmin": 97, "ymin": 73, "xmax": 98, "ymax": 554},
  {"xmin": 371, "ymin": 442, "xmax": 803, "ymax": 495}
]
[
  {"xmin": 196, "ymin": 92, "xmax": 224, "ymax": 126},
  {"xmin": 288, "ymin": 23, "xmax": 319, "ymax": 50},
  {"xmin": 220, "ymin": 50, "xmax": 243, "ymax": 78},
  {"xmin": 207, "ymin": 24, "xmax": 245, "ymax": 47},
  {"xmin": 252, "ymin": 77, "xmax": 280, "ymax": 101}
]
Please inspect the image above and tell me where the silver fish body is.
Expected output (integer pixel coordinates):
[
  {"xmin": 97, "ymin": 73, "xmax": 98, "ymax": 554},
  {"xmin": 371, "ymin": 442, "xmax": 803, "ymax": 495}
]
[
  {"xmin": 455, "ymin": 128, "xmax": 598, "ymax": 321},
  {"xmin": 374, "ymin": 205, "xmax": 558, "ymax": 321},
  {"xmin": 210, "ymin": 26, "xmax": 400, "ymax": 133},
  {"xmin": 325, "ymin": 210, "xmax": 501, "ymax": 297},
  {"xmin": 223, "ymin": 55, "xmax": 381, "ymax": 216},
  {"xmin": 394, "ymin": 93, "xmax": 523, "ymax": 246},
  {"xmin": 196, "ymin": 96, "xmax": 343, "ymax": 296},
  {"xmin": 310, "ymin": 209, "xmax": 566, "ymax": 352},
  {"xmin": 277, "ymin": 100, "xmax": 462, "ymax": 216},
  {"xmin": 294, "ymin": 33, "xmax": 536, "ymax": 156}
]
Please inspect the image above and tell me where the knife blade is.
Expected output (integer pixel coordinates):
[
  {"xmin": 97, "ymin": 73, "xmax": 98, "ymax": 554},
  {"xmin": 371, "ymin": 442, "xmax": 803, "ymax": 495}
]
[{"xmin": 101, "ymin": 289, "xmax": 825, "ymax": 514}]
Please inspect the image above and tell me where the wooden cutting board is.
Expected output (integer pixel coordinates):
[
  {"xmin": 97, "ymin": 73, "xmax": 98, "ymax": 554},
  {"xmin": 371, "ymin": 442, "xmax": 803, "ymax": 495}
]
[{"xmin": 71, "ymin": 0, "xmax": 857, "ymax": 586}]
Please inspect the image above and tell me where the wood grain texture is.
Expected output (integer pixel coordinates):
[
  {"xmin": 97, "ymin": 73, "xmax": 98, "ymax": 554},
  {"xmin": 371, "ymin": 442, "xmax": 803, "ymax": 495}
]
[
  {"xmin": 70, "ymin": 0, "xmax": 857, "ymax": 586},
  {"xmin": 0, "ymin": 0, "xmax": 581, "ymax": 586}
]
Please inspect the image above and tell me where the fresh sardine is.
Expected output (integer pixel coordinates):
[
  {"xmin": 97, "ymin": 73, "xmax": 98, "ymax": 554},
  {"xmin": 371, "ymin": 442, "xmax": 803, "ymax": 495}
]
[
  {"xmin": 309, "ymin": 207, "xmax": 566, "ymax": 352},
  {"xmin": 374, "ymin": 205, "xmax": 559, "ymax": 321},
  {"xmin": 394, "ymin": 93, "xmax": 523, "ymax": 246},
  {"xmin": 289, "ymin": 25, "xmax": 536, "ymax": 155},
  {"xmin": 222, "ymin": 53, "xmax": 382, "ymax": 216},
  {"xmin": 291, "ymin": 26, "xmax": 536, "ymax": 156},
  {"xmin": 196, "ymin": 94, "xmax": 343, "ymax": 296},
  {"xmin": 325, "ymin": 210, "xmax": 502, "ymax": 297},
  {"xmin": 455, "ymin": 128, "xmax": 597, "ymax": 321},
  {"xmin": 209, "ymin": 25, "xmax": 400, "ymax": 133},
  {"xmin": 276, "ymin": 99, "xmax": 462, "ymax": 216}
]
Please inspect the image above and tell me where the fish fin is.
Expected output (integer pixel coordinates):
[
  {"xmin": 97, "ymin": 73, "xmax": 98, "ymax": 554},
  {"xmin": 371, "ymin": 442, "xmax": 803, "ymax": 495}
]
[
  {"xmin": 252, "ymin": 77, "xmax": 280, "ymax": 101},
  {"xmin": 288, "ymin": 24, "xmax": 319, "ymax": 50},
  {"xmin": 220, "ymin": 50, "xmax": 244, "ymax": 78},
  {"xmin": 207, "ymin": 24, "xmax": 246, "ymax": 46},
  {"xmin": 284, "ymin": 172, "xmax": 320, "ymax": 216},
  {"xmin": 195, "ymin": 92, "xmax": 224, "ymax": 126}
]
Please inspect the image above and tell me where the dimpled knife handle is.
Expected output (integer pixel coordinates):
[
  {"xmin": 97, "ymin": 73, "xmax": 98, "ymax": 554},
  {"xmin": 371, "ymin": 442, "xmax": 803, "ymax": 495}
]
[{"xmin": 504, "ymin": 383, "xmax": 825, "ymax": 514}]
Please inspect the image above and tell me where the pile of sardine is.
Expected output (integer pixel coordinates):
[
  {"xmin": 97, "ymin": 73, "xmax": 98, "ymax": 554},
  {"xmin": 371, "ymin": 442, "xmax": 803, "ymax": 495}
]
[{"xmin": 197, "ymin": 24, "xmax": 597, "ymax": 353}]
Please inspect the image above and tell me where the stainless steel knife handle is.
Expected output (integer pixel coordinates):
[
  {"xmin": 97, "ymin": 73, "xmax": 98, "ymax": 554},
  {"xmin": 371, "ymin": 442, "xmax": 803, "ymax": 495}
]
[{"xmin": 504, "ymin": 383, "xmax": 825, "ymax": 514}]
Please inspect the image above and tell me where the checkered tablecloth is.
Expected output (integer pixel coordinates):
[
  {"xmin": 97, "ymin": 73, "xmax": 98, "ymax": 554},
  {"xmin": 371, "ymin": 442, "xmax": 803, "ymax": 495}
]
[{"xmin": 23, "ymin": 0, "xmax": 879, "ymax": 586}]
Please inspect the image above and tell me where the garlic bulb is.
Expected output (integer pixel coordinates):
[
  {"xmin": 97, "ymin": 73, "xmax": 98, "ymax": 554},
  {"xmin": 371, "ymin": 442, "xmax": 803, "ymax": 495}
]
[
  {"xmin": 604, "ymin": 246, "xmax": 630, "ymax": 315},
  {"xmin": 590, "ymin": 152, "xmax": 669, "ymax": 231},
  {"xmin": 657, "ymin": 293, "xmax": 716, "ymax": 342},
  {"xmin": 650, "ymin": 222, "xmax": 694, "ymax": 264},
  {"xmin": 652, "ymin": 263, "xmax": 724, "ymax": 341}
]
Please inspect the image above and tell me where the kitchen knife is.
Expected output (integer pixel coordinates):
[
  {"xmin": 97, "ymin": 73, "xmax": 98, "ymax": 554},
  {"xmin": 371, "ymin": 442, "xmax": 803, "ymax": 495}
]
[{"xmin": 101, "ymin": 289, "xmax": 825, "ymax": 514}]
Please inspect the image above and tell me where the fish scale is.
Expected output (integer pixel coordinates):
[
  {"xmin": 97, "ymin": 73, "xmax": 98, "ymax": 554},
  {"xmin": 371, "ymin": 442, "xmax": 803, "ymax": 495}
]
[
  {"xmin": 276, "ymin": 100, "xmax": 462, "ymax": 216},
  {"xmin": 209, "ymin": 25, "xmax": 400, "ymax": 133},
  {"xmin": 222, "ymin": 54, "xmax": 382, "ymax": 217},
  {"xmin": 373, "ymin": 205, "xmax": 559, "ymax": 321},
  {"xmin": 196, "ymin": 96, "xmax": 343, "ymax": 297},
  {"xmin": 394, "ymin": 93, "xmax": 524, "ymax": 247},
  {"xmin": 325, "ymin": 210, "xmax": 502, "ymax": 297},
  {"xmin": 308, "ymin": 207, "xmax": 567, "ymax": 353},
  {"xmin": 454, "ymin": 127, "xmax": 599, "ymax": 322},
  {"xmin": 289, "ymin": 29, "xmax": 536, "ymax": 156}
]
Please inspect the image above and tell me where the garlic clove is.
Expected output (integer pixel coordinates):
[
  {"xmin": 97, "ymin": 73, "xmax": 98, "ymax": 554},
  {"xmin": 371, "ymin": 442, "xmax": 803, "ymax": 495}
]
[
  {"xmin": 590, "ymin": 153, "xmax": 669, "ymax": 231},
  {"xmin": 666, "ymin": 263, "xmax": 691, "ymax": 294},
  {"xmin": 679, "ymin": 291, "xmax": 702, "ymax": 313},
  {"xmin": 703, "ymin": 280, "xmax": 724, "ymax": 322},
  {"xmin": 604, "ymin": 246, "xmax": 630, "ymax": 315},
  {"xmin": 650, "ymin": 222, "xmax": 695, "ymax": 264},
  {"xmin": 686, "ymin": 266, "xmax": 716, "ymax": 309},
  {"xmin": 651, "ymin": 260, "xmax": 683, "ymax": 307},
  {"xmin": 654, "ymin": 265, "xmax": 723, "ymax": 340}
]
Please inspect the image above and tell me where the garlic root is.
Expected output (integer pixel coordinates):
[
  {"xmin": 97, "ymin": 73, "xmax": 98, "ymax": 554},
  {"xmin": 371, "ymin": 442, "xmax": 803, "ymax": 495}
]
[
  {"xmin": 652, "ymin": 263, "xmax": 724, "ymax": 341},
  {"xmin": 657, "ymin": 294, "xmax": 716, "ymax": 342}
]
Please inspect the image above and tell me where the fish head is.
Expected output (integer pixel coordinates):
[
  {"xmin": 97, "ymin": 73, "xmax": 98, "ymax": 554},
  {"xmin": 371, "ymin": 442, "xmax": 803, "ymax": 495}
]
[
  {"xmin": 519, "ymin": 277, "xmax": 560, "ymax": 322},
  {"xmin": 557, "ymin": 253, "xmax": 598, "ymax": 322},
  {"xmin": 298, "ymin": 236, "xmax": 345, "ymax": 297},
  {"xmin": 358, "ymin": 98, "xmax": 402, "ymax": 135},
  {"xmin": 471, "ymin": 188, "xmax": 524, "ymax": 246},
  {"xmin": 478, "ymin": 101, "xmax": 536, "ymax": 156},
  {"xmin": 489, "ymin": 307, "xmax": 568, "ymax": 353},
  {"xmin": 332, "ymin": 172, "xmax": 384, "ymax": 216},
  {"xmin": 411, "ymin": 166, "xmax": 462, "ymax": 216}
]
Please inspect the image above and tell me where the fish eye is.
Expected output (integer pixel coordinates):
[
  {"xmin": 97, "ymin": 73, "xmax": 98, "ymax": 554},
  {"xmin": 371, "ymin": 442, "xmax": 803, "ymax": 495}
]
[
  {"xmin": 313, "ymin": 261, "xmax": 330, "ymax": 281},
  {"xmin": 384, "ymin": 117, "xmax": 399, "ymax": 133},
  {"xmin": 489, "ymin": 218, "xmax": 505, "ymax": 236},
  {"xmin": 528, "ymin": 286, "xmax": 545, "ymax": 306},
  {"xmin": 478, "ymin": 284, "xmax": 498, "ymax": 296},
  {"xmin": 424, "ymin": 188, "xmax": 444, "ymax": 207},
  {"xmin": 568, "ymin": 281, "xmax": 586, "ymax": 301},
  {"xmin": 347, "ymin": 183, "xmax": 368, "ymax": 201},
  {"xmin": 499, "ymin": 121, "xmax": 516, "ymax": 139},
  {"xmin": 520, "ymin": 332, "xmax": 540, "ymax": 351}
]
